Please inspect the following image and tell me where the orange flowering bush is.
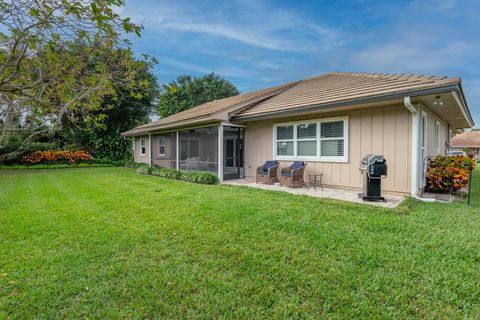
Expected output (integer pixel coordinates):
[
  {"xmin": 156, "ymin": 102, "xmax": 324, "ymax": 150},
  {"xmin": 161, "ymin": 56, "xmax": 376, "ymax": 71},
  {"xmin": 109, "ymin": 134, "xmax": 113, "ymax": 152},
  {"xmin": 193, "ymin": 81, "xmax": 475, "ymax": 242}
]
[
  {"xmin": 426, "ymin": 155, "xmax": 476, "ymax": 193},
  {"xmin": 21, "ymin": 150, "xmax": 93, "ymax": 165}
]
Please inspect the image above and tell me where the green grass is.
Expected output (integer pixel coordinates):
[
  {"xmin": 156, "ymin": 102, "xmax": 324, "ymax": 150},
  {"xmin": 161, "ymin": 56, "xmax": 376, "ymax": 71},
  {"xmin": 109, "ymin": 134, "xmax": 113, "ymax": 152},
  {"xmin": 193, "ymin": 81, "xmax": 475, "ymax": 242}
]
[
  {"xmin": 0, "ymin": 163, "xmax": 115, "ymax": 170},
  {"xmin": 1, "ymin": 168, "xmax": 480, "ymax": 319}
]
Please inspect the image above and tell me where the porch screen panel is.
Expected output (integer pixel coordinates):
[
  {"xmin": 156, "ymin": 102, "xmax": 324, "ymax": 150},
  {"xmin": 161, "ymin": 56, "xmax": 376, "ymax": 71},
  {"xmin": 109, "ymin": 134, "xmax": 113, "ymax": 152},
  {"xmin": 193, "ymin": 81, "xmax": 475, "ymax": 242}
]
[
  {"xmin": 151, "ymin": 132, "xmax": 177, "ymax": 169},
  {"xmin": 179, "ymin": 126, "xmax": 218, "ymax": 176}
]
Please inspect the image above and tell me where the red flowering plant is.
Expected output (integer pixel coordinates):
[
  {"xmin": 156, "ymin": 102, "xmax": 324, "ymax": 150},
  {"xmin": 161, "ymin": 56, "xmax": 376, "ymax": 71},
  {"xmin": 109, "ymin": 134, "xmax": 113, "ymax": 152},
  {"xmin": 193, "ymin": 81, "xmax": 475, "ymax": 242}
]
[
  {"xmin": 425, "ymin": 155, "xmax": 476, "ymax": 193},
  {"xmin": 21, "ymin": 150, "xmax": 93, "ymax": 165}
]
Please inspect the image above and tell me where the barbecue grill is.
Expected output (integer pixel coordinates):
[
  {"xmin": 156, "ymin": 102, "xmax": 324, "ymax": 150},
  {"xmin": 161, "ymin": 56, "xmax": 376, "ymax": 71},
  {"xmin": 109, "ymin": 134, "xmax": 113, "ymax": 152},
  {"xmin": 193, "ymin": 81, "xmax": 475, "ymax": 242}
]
[{"xmin": 359, "ymin": 154, "xmax": 387, "ymax": 201}]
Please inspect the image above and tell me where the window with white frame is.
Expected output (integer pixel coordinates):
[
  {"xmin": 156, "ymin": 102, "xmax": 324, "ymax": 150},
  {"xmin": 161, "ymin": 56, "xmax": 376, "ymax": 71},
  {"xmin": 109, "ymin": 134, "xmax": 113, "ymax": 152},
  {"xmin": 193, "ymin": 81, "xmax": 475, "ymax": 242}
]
[
  {"xmin": 274, "ymin": 117, "xmax": 348, "ymax": 162},
  {"xmin": 140, "ymin": 138, "xmax": 146, "ymax": 156},
  {"xmin": 435, "ymin": 121, "xmax": 440, "ymax": 155},
  {"xmin": 158, "ymin": 136, "xmax": 166, "ymax": 157}
]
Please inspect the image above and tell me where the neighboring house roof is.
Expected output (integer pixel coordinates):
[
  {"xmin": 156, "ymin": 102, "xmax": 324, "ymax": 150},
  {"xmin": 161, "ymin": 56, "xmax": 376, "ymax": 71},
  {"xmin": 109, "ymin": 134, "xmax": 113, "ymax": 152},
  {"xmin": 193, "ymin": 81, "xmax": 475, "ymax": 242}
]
[
  {"xmin": 451, "ymin": 131, "xmax": 480, "ymax": 147},
  {"xmin": 123, "ymin": 72, "xmax": 472, "ymax": 137}
]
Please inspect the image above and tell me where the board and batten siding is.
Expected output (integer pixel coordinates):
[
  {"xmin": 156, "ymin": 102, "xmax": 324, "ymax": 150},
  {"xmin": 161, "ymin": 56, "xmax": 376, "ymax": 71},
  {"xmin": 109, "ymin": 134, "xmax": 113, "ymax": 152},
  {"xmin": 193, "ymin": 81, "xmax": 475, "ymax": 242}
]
[
  {"xmin": 244, "ymin": 105, "xmax": 412, "ymax": 194},
  {"xmin": 422, "ymin": 105, "xmax": 449, "ymax": 157},
  {"xmin": 134, "ymin": 136, "xmax": 150, "ymax": 164}
]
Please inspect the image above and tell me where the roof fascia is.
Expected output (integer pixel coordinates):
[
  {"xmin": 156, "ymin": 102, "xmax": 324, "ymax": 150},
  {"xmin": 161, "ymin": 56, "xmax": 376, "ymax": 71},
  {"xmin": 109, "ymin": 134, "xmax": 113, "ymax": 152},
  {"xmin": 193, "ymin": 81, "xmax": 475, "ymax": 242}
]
[{"xmin": 232, "ymin": 84, "xmax": 461, "ymax": 122}]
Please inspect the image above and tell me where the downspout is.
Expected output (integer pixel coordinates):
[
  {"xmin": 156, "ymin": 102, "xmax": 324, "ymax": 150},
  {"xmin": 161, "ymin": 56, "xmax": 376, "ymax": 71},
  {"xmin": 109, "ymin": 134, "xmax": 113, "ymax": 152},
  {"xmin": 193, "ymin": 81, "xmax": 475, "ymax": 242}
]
[{"xmin": 404, "ymin": 97, "xmax": 419, "ymax": 197}]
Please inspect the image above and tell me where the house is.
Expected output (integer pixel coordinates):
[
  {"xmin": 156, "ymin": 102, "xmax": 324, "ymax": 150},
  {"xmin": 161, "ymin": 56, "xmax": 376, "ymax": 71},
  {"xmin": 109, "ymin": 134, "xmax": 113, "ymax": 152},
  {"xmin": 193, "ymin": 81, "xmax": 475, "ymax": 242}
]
[
  {"xmin": 122, "ymin": 72, "xmax": 474, "ymax": 196},
  {"xmin": 451, "ymin": 130, "xmax": 480, "ymax": 158}
]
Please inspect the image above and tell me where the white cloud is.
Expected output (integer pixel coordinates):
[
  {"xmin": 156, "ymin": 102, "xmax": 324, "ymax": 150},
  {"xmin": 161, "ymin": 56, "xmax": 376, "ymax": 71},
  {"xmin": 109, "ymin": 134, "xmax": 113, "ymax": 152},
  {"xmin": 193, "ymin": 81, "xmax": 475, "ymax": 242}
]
[{"xmin": 125, "ymin": 1, "xmax": 342, "ymax": 52}]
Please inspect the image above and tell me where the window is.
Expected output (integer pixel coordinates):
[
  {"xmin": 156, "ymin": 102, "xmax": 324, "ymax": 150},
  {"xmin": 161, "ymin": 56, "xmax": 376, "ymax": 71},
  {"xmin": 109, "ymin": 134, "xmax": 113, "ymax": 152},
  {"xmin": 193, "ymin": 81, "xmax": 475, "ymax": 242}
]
[
  {"xmin": 435, "ymin": 121, "xmax": 440, "ymax": 155},
  {"xmin": 158, "ymin": 136, "xmax": 166, "ymax": 157},
  {"xmin": 140, "ymin": 139, "xmax": 146, "ymax": 156},
  {"xmin": 273, "ymin": 117, "xmax": 348, "ymax": 162},
  {"xmin": 276, "ymin": 125, "xmax": 294, "ymax": 156}
]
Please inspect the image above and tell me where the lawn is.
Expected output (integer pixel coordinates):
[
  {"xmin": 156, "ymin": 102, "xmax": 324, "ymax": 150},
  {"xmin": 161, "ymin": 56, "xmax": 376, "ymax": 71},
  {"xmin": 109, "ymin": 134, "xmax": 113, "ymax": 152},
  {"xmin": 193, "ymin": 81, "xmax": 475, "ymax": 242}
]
[{"xmin": 1, "ymin": 168, "xmax": 480, "ymax": 319}]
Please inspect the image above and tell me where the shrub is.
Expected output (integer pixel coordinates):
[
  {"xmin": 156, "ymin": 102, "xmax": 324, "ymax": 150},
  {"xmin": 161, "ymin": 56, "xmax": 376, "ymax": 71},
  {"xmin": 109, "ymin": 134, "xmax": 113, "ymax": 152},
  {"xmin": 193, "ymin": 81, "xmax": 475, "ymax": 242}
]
[
  {"xmin": 426, "ymin": 155, "xmax": 476, "ymax": 193},
  {"xmin": 135, "ymin": 165, "xmax": 219, "ymax": 185},
  {"xmin": 151, "ymin": 167, "xmax": 182, "ymax": 180},
  {"xmin": 21, "ymin": 150, "xmax": 93, "ymax": 165},
  {"xmin": 180, "ymin": 171, "xmax": 219, "ymax": 184},
  {"xmin": 135, "ymin": 165, "xmax": 153, "ymax": 175}
]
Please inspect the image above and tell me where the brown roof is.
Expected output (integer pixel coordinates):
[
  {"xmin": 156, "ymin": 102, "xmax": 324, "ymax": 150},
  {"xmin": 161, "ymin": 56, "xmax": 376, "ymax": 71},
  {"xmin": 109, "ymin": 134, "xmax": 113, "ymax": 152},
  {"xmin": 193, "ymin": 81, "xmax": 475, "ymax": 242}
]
[
  {"xmin": 233, "ymin": 72, "xmax": 460, "ymax": 118},
  {"xmin": 451, "ymin": 131, "xmax": 480, "ymax": 147},
  {"xmin": 123, "ymin": 72, "xmax": 466, "ymax": 136},
  {"xmin": 122, "ymin": 80, "xmax": 299, "ymax": 136}
]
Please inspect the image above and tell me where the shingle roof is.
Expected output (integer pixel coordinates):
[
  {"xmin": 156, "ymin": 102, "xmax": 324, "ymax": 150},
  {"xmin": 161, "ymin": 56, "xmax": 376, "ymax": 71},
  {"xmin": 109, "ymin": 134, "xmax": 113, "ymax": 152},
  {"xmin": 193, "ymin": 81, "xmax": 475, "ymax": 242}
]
[
  {"xmin": 233, "ymin": 72, "xmax": 460, "ymax": 118},
  {"xmin": 123, "ymin": 72, "xmax": 464, "ymax": 136},
  {"xmin": 451, "ymin": 131, "xmax": 480, "ymax": 147}
]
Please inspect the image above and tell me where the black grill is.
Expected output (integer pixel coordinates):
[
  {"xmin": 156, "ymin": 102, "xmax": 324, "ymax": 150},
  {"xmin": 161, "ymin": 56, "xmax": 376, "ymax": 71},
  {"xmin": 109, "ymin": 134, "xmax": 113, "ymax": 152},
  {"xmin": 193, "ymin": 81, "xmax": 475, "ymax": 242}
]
[{"xmin": 359, "ymin": 154, "xmax": 388, "ymax": 202}]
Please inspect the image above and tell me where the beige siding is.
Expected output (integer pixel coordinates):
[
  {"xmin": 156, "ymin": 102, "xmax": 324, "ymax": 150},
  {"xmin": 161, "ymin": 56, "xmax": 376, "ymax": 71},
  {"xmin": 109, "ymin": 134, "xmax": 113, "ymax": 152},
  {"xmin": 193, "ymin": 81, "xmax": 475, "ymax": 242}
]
[
  {"xmin": 422, "ymin": 105, "xmax": 449, "ymax": 157},
  {"xmin": 151, "ymin": 133, "xmax": 176, "ymax": 168},
  {"xmin": 134, "ymin": 136, "xmax": 150, "ymax": 164},
  {"xmin": 244, "ymin": 105, "xmax": 412, "ymax": 194}
]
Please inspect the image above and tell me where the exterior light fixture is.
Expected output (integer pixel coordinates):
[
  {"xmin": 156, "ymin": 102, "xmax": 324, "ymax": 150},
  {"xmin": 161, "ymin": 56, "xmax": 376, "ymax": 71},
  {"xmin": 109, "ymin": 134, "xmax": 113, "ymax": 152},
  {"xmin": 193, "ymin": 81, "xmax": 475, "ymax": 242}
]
[{"xmin": 433, "ymin": 95, "xmax": 444, "ymax": 107}]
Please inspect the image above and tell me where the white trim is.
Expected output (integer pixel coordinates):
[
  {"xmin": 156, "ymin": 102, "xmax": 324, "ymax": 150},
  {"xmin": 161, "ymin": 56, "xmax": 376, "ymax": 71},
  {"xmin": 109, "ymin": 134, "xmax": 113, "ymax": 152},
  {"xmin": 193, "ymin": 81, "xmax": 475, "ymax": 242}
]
[
  {"xmin": 451, "ymin": 90, "xmax": 474, "ymax": 128},
  {"xmin": 434, "ymin": 120, "xmax": 441, "ymax": 155},
  {"xmin": 419, "ymin": 109, "xmax": 428, "ymax": 188},
  {"xmin": 220, "ymin": 121, "xmax": 246, "ymax": 128},
  {"xmin": 151, "ymin": 122, "xmax": 221, "ymax": 134},
  {"xmin": 218, "ymin": 124, "xmax": 224, "ymax": 181},
  {"xmin": 140, "ymin": 138, "xmax": 147, "ymax": 156},
  {"xmin": 404, "ymin": 96, "xmax": 419, "ymax": 196},
  {"xmin": 176, "ymin": 131, "xmax": 179, "ymax": 170},
  {"xmin": 158, "ymin": 136, "xmax": 166, "ymax": 157},
  {"xmin": 148, "ymin": 134, "xmax": 152, "ymax": 166},
  {"xmin": 272, "ymin": 116, "xmax": 349, "ymax": 162}
]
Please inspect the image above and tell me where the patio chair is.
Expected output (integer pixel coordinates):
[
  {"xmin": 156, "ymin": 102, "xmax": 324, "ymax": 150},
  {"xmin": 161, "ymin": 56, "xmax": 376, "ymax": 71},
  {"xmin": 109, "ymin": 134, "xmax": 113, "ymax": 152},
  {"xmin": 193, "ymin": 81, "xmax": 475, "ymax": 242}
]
[
  {"xmin": 280, "ymin": 161, "xmax": 307, "ymax": 188},
  {"xmin": 256, "ymin": 160, "xmax": 279, "ymax": 184}
]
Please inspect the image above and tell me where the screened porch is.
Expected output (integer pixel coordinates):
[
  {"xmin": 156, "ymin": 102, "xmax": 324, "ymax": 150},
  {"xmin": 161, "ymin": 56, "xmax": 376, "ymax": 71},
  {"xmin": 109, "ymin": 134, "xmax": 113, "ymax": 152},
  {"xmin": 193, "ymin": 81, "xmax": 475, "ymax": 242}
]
[{"xmin": 150, "ymin": 125, "xmax": 244, "ymax": 181}]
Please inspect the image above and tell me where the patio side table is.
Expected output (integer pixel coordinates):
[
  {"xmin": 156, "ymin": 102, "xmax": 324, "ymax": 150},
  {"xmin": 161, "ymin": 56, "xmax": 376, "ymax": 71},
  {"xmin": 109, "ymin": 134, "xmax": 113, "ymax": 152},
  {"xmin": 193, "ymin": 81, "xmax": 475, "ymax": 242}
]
[{"xmin": 307, "ymin": 173, "xmax": 323, "ymax": 191}]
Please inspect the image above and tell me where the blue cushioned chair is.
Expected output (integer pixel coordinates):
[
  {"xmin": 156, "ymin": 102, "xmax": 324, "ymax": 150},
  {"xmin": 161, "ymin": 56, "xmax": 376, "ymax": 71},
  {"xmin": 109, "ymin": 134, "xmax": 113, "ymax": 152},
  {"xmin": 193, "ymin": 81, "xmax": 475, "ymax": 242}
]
[
  {"xmin": 280, "ymin": 161, "xmax": 307, "ymax": 188},
  {"xmin": 256, "ymin": 160, "xmax": 279, "ymax": 184}
]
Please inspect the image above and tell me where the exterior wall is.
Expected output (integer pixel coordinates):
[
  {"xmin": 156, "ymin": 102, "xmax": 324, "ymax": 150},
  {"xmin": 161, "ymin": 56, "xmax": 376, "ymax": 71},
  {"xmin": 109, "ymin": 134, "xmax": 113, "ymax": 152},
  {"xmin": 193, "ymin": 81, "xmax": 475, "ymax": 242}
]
[
  {"xmin": 244, "ymin": 104, "xmax": 412, "ymax": 194},
  {"xmin": 134, "ymin": 136, "xmax": 150, "ymax": 164},
  {"xmin": 151, "ymin": 133, "xmax": 176, "ymax": 168},
  {"xmin": 422, "ymin": 104, "xmax": 449, "ymax": 157}
]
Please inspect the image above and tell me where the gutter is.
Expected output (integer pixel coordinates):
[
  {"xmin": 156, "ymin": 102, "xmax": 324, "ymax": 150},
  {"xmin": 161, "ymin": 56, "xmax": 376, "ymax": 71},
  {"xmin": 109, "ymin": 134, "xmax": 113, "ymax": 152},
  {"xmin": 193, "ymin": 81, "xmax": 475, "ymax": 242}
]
[{"xmin": 452, "ymin": 84, "xmax": 475, "ymax": 127}]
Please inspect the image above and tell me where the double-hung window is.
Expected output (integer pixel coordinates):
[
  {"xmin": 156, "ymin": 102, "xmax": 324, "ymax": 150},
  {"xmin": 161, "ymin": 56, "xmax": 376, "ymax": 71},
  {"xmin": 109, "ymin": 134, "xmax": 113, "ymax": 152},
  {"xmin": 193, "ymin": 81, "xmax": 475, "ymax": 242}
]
[
  {"xmin": 140, "ymin": 139, "xmax": 146, "ymax": 156},
  {"xmin": 274, "ymin": 117, "xmax": 348, "ymax": 162},
  {"xmin": 158, "ymin": 136, "xmax": 166, "ymax": 157}
]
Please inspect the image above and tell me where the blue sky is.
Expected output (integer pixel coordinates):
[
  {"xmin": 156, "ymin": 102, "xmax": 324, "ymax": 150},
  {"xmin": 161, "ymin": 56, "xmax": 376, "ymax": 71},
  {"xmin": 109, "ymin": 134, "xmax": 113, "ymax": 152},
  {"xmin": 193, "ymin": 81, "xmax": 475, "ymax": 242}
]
[{"xmin": 121, "ymin": 0, "xmax": 480, "ymax": 125}]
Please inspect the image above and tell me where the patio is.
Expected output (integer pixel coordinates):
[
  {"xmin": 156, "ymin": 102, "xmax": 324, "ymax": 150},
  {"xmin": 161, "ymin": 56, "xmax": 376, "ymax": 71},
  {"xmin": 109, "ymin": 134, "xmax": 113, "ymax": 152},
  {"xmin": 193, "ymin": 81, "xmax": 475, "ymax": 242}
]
[{"xmin": 223, "ymin": 178, "xmax": 405, "ymax": 208}]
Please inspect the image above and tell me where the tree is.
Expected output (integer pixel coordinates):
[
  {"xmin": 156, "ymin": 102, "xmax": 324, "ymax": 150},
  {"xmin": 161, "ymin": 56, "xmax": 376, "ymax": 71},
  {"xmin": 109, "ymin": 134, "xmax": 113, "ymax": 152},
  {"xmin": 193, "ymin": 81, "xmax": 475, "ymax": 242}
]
[
  {"xmin": 157, "ymin": 73, "xmax": 239, "ymax": 118},
  {"xmin": 0, "ymin": 0, "xmax": 142, "ymax": 162},
  {"xmin": 62, "ymin": 48, "xmax": 158, "ymax": 162}
]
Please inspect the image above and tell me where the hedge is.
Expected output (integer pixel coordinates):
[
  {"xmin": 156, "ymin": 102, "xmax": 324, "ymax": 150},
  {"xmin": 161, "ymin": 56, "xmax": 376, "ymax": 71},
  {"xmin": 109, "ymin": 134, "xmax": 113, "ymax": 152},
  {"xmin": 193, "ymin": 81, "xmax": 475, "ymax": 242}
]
[
  {"xmin": 0, "ymin": 163, "xmax": 116, "ymax": 170},
  {"xmin": 135, "ymin": 165, "xmax": 219, "ymax": 185}
]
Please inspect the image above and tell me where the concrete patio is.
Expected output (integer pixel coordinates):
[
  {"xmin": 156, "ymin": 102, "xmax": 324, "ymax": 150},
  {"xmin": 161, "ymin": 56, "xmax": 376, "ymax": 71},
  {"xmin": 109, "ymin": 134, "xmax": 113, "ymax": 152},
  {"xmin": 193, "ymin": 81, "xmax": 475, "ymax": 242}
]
[{"xmin": 223, "ymin": 178, "xmax": 405, "ymax": 208}]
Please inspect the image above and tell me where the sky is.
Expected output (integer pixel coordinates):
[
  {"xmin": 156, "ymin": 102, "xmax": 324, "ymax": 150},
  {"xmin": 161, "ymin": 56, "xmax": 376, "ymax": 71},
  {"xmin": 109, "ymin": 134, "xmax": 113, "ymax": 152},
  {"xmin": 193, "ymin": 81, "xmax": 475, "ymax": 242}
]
[{"xmin": 120, "ymin": 0, "xmax": 480, "ymax": 126}]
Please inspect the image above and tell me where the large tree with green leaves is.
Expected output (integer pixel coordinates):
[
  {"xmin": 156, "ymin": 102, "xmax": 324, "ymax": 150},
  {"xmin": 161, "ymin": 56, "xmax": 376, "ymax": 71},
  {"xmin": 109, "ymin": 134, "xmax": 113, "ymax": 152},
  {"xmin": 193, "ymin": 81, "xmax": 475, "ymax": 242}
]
[
  {"xmin": 0, "ymin": 0, "xmax": 143, "ymax": 162},
  {"xmin": 157, "ymin": 73, "xmax": 239, "ymax": 118},
  {"xmin": 62, "ymin": 48, "xmax": 159, "ymax": 162}
]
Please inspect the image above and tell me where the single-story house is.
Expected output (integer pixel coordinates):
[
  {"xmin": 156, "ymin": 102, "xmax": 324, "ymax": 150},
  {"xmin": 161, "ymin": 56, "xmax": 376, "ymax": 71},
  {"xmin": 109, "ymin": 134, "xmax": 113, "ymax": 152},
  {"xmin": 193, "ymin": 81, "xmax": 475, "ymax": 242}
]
[
  {"xmin": 451, "ymin": 130, "xmax": 480, "ymax": 158},
  {"xmin": 122, "ymin": 72, "xmax": 474, "ymax": 196}
]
